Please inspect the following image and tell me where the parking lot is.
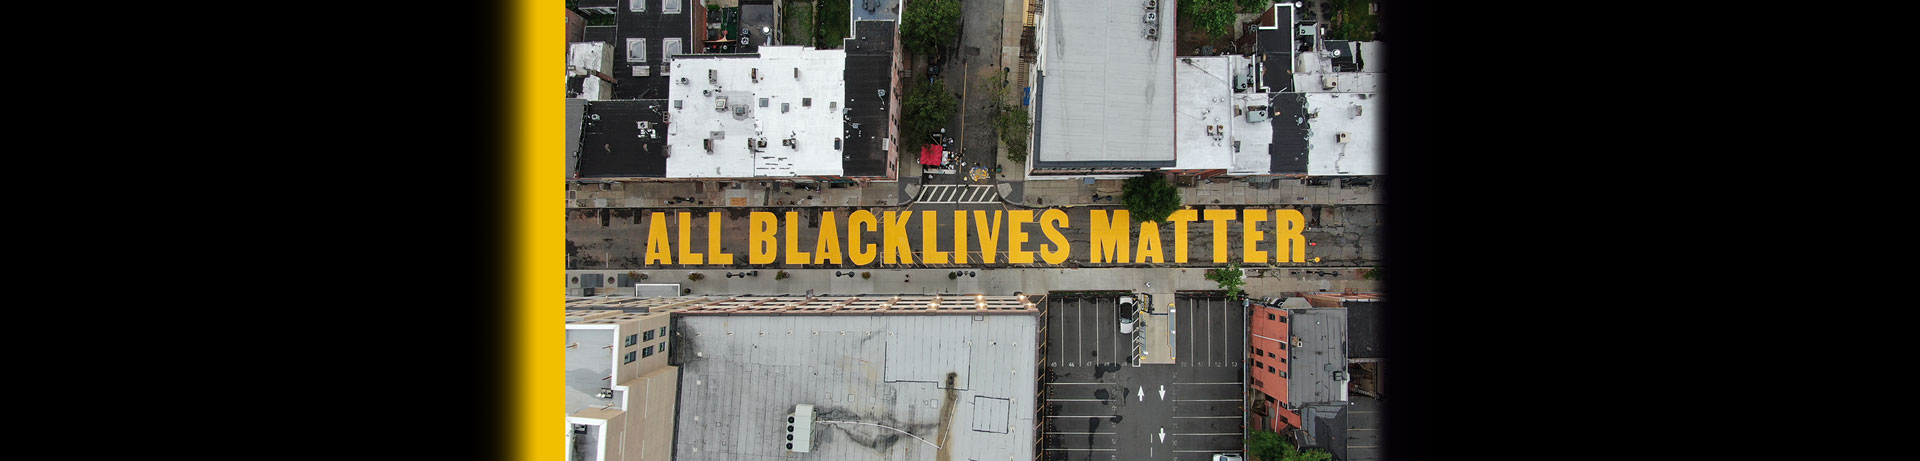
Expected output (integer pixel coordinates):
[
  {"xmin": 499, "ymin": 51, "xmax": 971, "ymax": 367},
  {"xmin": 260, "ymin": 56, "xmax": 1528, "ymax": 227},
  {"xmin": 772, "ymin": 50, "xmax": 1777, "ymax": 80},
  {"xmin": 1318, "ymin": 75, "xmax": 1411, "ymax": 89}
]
[{"xmin": 1040, "ymin": 293, "xmax": 1246, "ymax": 460}]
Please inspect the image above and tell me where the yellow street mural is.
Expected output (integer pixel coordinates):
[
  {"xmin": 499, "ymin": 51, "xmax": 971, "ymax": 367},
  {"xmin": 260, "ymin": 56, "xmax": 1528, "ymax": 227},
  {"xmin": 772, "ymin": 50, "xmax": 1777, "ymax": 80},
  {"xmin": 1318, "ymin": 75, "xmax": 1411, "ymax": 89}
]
[{"xmin": 621, "ymin": 207, "xmax": 1311, "ymax": 267}]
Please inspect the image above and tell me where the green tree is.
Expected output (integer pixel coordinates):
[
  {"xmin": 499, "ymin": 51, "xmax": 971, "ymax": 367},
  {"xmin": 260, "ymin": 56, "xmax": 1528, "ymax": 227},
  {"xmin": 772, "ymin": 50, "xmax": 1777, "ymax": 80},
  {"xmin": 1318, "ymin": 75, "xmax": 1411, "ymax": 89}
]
[
  {"xmin": 815, "ymin": 0, "xmax": 851, "ymax": 48},
  {"xmin": 904, "ymin": 80, "xmax": 958, "ymax": 146},
  {"xmin": 1249, "ymin": 430, "xmax": 1286, "ymax": 461},
  {"xmin": 1248, "ymin": 429, "xmax": 1336, "ymax": 461},
  {"xmin": 1121, "ymin": 172, "xmax": 1182, "ymax": 223},
  {"xmin": 901, "ymin": 0, "xmax": 961, "ymax": 56},
  {"xmin": 1362, "ymin": 267, "xmax": 1382, "ymax": 280},
  {"xmin": 1181, "ymin": 0, "xmax": 1239, "ymax": 38},
  {"xmin": 1206, "ymin": 263, "xmax": 1246, "ymax": 300},
  {"xmin": 985, "ymin": 74, "xmax": 1031, "ymax": 163}
]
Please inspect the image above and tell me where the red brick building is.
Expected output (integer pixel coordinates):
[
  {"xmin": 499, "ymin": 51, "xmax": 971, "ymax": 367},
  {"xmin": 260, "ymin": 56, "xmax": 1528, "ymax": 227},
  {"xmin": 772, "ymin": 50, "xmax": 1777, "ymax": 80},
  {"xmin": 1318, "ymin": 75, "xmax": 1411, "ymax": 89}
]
[
  {"xmin": 567, "ymin": 8, "xmax": 586, "ymax": 51},
  {"xmin": 1248, "ymin": 300, "xmax": 1296, "ymax": 431}
]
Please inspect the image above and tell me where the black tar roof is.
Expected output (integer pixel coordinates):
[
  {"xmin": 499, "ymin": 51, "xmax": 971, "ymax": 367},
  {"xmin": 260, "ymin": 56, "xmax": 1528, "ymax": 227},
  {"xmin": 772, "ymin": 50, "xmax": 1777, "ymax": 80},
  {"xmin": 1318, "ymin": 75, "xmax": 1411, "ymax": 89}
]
[
  {"xmin": 577, "ymin": 99, "xmax": 670, "ymax": 178},
  {"xmin": 577, "ymin": 0, "xmax": 618, "ymax": 8},
  {"xmin": 1253, "ymin": 6, "xmax": 1307, "ymax": 174},
  {"xmin": 1345, "ymin": 300, "xmax": 1381, "ymax": 359},
  {"xmin": 612, "ymin": 0, "xmax": 694, "ymax": 100},
  {"xmin": 840, "ymin": 20, "xmax": 895, "ymax": 177},
  {"xmin": 1268, "ymin": 93, "xmax": 1309, "ymax": 173},
  {"xmin": 1298, "ymin": 403, "xmax": 1349, "ymax": 461}
]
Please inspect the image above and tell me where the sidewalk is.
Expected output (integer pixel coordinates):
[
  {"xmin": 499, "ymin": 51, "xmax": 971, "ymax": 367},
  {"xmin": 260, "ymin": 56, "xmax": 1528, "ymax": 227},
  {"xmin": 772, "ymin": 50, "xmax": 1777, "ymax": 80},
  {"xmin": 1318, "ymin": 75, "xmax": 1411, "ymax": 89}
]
[
  {"xmin": 1010, "ymin": 176, "xmax": 1382, "ymax": 208},
  {"xmin": 567, "ymin": 266, "xmax": 1380, "ymax": 298},
  {"xmin": 567, "ymin": 180, "xmax": 904, "ymax": 208}
]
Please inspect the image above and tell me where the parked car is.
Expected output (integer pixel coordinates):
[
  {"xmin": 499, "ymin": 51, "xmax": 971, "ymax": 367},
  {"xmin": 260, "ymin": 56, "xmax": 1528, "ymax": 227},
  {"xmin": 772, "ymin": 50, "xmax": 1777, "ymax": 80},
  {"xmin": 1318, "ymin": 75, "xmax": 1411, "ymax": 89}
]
[{"xmin": 1212, "ymin": 454, "xmax": 1243, "ymax": 461}]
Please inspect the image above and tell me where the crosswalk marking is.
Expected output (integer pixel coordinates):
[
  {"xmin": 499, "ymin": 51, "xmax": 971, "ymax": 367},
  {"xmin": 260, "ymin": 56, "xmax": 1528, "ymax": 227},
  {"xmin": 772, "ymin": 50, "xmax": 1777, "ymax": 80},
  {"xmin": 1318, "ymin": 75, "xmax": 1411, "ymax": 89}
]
[{"xmin": 915, "ymin": 184, "xmax": 1000, "ymax": 204}]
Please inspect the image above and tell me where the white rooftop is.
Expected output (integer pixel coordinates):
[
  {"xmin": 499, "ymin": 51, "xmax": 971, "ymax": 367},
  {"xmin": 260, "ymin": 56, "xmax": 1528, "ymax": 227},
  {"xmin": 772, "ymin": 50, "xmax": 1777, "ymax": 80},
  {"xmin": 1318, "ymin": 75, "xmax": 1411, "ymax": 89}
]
[
  {"xmin": 568, "ymin": 42, "xmax": 616, "ymax": 100},
  {"xmin": 1292, "ymin": 49, "xmax": 1382, "ymax": 93},
  {"xmin": 1034, "ymin": 0, "xmax": 1177, "ymax": 164},
  {"xmin": 1174, "ymin": 55, "xmax": 1273, "ymax": 173},
  {"xmin": 1304, "ymin": 92, "xmax": 1382, "ymax": 176},
  {"xmin": 665, "ymin": 47, "xmax": 847, "ymax": 178}
]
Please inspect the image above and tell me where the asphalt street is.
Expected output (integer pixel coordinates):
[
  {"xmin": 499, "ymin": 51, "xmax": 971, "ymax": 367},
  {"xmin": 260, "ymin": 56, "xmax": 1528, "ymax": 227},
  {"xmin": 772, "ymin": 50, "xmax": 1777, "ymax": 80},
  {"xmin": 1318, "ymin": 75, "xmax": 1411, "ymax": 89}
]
[{"xmin": 565, "ymin": 204, "xmax": 1378, "ymax": 269}]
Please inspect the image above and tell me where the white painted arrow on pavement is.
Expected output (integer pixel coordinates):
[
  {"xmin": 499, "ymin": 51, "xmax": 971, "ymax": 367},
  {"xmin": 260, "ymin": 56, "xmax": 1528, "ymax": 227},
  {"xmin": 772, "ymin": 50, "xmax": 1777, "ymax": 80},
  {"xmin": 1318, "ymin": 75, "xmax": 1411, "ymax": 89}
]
[
  {"xmin": 1158, "ymin": 426, "xmax": 1166, "ymax": 444},
  {"xmin": 1158, "ymin": 385, "xmax": 1166, "ymax": 401},
  {"xmin": 1137, "ymin": 386, "xmax": 1144, "ymax": 401}
]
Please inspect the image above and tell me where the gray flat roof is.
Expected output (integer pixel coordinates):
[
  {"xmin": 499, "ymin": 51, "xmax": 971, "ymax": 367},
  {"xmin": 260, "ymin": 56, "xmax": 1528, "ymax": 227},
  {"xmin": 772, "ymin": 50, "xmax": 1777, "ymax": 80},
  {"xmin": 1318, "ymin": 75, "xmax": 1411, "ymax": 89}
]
[
  {"xmin": 567, "ymin": 98, "xmax": 588, "ymax": 179},
  {"xmin": 565, "ymin": 328, "xmax": 616, "ymax": 414},
  {"xmin": 1034, "ymin": 0, "xmax": 1176, "ymax": 166},
  {"xmin": 1286, "ymin": 307, "xmax": 1348, "ymax": 405},
  {"xmin": 673, "ymin": 313, "xmax": 1038, "ymax": 460}
]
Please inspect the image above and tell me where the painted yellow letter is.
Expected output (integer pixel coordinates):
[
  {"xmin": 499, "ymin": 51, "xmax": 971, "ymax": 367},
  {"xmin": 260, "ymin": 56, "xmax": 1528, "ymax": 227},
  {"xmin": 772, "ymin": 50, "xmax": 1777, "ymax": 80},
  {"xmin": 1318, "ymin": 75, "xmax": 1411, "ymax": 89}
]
[
  {"xmin": 1273, "ymin": 208, "xmax": 1307, "ymax": 263},
  {"xmin": 1243, "ymin": 209, "xmax": 1268, "ymax": 264},
  {"xmin": 952, "ymin": 211, "xmax": 969, "ymax": 265},
  {"xmin": 707, "ymin": 211, "xmax": 732, "ymax": 264},
  {"xmin": 1007, "ymin": 210, "xmax": 1034, "ymax": 264},
  {"xmin": 1039, "ymin": 209, "xmax": 1071, "ymax": 265},
  {"xmin": 1089, "ymin": 209, "xmax": 1131, "ymax": 263},
  {"xmin": 921, "ymin": 211, "xmax": 948, "ymax": 264},
  {"xmin": 973, "ymin": 210, "xmax": 1003, "ymax": 264},
  {"xmin": 748, "ymin": 212, "xmax": 777, "ymax": 264},
  {"xmin": 677, "ymin": 212, "xmax": 704, "ymax": 265},
  {"xmin": 848, "ymin": 210, "xmax": 877, "ymax": 265},
  {"xmin": 814, "ymin": 211, "xmax": 843, "ymax": 264},
  {"xmin": 883, "ymin": 211, "xmax": 914, "ymax": 264},
  {"xmin": 1204, "ymin": 209, "xmax": 1237, "ymax": 263},
  {"xmin": 1167, "ymin": 209, "xmax": 1198, "ymax": 263},
  {"xmin": 1135, "ymin": 220, "xmax": 1164, "ymax": 263},
  {"xmin": 645, "ymin": 212, "xmax": 672, "ymax": 265}
]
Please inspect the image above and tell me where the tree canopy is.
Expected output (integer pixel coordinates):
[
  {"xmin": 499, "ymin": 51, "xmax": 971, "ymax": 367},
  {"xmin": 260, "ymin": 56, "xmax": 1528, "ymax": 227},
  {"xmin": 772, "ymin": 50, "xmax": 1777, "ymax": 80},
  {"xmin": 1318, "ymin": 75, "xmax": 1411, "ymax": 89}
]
[
  {"xmin": 1121, "ymin": 172, "xmax": 1182, "ymax": 224},
  {"xmin": 901, "ymin": 0, "xmax": 961, "ymax": 56},
  {"xmin": 1181, "ymin": 0, "xmax": 1239, "ymax": 38},
  {"xmin": 1248, "ymin": 429, "xmax": 1336, "ymax": 461},
  {"xmin": 904, "ymin": 80, "xmax": 957, "ymax": 146},
  {"xmin": 1206, "ymin": 263, "xmax": 1245, "ymax": 300}
]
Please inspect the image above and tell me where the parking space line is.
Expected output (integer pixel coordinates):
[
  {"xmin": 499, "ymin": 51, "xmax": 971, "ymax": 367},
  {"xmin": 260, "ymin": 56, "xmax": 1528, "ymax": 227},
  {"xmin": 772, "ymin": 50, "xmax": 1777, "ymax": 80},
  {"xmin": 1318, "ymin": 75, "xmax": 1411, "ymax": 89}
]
[{"xmin": 1076, "ymin": 298, "xmax": 1084, "ymax": 364}]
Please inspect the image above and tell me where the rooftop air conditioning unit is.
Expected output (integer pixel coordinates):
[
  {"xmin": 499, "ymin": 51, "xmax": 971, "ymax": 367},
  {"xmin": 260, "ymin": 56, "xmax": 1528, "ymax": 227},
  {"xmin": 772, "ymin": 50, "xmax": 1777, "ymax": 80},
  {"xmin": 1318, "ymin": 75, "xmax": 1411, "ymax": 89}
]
[
  {"xmin": 708, "ymin": 69, "xmax": 717, "ymax": 83},
  {"xmin": 638, "ymin": 121, "xmax": 651, "ymax": 131},
  {"xmin": 596, "ymin": 388, "xmax": 613, "ymax": 398},
  {"xmin": 1146, "ymin": 0, "xmax": 1156, "ymax": 9},
  {"xmin": 703, "ymin": 138, "xmax": 713, "ymax": 151},
  {"xmin": 1322, "ymin": 75, "xmax": 1338, "ymax": 90},
  {"xmin": 573, "ymin": 424, "xmax": 590, "ymax": 434},
  {"xmin": 786, "ymin": 404, "xmax": 816, "ymax": 453},
  {"xmin": 1337, "ymin": 132, "xmax": 1350, "ymax": 143},
  {"xmin": 1145, "ymin": 12, "xmax": 1157, "ymax": 22},
  {"xmin": 1352, "ymin": 104, "xmax": 1363, "ymax": 117},
  {"xmin": 834, "ymin": 137, "xmax": 842, "ymax": 150},
  {"xmin": 679, "ymin": 77, "xmax": 690, "ymax": 85}
]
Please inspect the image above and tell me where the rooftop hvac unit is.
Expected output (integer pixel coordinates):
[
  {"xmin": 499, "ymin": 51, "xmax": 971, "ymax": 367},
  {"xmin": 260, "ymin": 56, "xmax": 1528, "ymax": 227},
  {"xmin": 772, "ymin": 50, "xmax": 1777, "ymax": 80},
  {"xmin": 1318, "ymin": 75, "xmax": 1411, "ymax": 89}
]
[
  {"xmin": 1145, "ymin": 11, "xmax": 1157, "ymax": 22},
  {"xmin": 634, "ymin": 65, "xmax": 649, "ymax": 77},
  {"xmin": 596, "ymin": 388, "xmax": 613, "ymax": 398},
  {"xmin": 1352, "ymin": 104, "xmax": 1363, "ymax": 117},
  {"xmin": 751, "ymin": 68, "xmax": 758, "ymax": 82},
  {"xmin": 786, "ymin": 404, "xmax": 816, "ymax": 453},
  {"xmin": 759, "ymin": 138, "xmax": 769, "ymax": 148},
  {"xmin": 794, "ymin": 68, "xmax": 800, "ymax": 79},
  {"xmin": 679, "ymin": 77, "xmax": 690, "ymax": 85},
  {"xmin": 638, "ymin": 121, "xmax": 651, "ymax": 130},
  {"xmin": 834, "ymin": 137, "xmax": 842, "ymax": 150},
  {"xmin": 1336, "ymin": 132, "xmax": 1350, "ymax": 143},
  {"xmin": 709, "ymin": 69, "xmax": 717, "ymax": 83},
  {"xmin": 1322, "ymin": 75, "xmax": 1338, "ymax": 90},
  {"xmin": 1145, "ymin": 0, "xmax": 1156, "ymax": 9},
  {"xmin": 788, "ymin": 138, "xmax": 798, "ymax": 149},
  {"xmin": 573, "ymin": 424, "xmax": 590, "ymax": 434},
  {"xmin": 703, "ymin": 138, "xmax": 713, "ymax": 152},
  {"xmin": 878, "ymin": 89, "xmax": 887, "ymax": 98}
]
